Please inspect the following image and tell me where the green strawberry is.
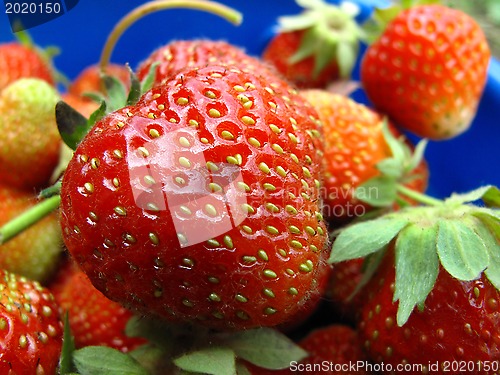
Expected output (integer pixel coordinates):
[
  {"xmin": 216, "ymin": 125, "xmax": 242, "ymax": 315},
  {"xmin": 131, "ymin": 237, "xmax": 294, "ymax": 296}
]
[{"xmin": 0, "ymin": 78, "xmax": 62, "ymax": 190}]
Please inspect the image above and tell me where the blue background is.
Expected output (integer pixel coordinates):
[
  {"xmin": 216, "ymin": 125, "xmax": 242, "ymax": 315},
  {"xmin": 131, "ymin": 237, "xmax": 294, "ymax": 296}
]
[{"xmin": 1, "ymin": 0, "xmax": 499, "ymax": 198}]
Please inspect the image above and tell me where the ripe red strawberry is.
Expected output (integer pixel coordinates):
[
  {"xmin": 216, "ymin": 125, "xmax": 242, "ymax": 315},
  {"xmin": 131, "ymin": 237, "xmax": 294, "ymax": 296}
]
[
  {"xmin": 136, "ymin": 39, "xmax": 278, "ymax": 88},
  {"xmin": 0, "ymin": 42, "xmax": 55, "ymax": 92},
  {"xmin": 301, "ymin": 90, "xmax": 428, "ymax": 222},
  {"xmin": 50, "ymin": 260, "xmax": 146, "ymax": 352},
  {"xmin": 0, "ymin": 78, "xmax": 62, "ymax": 190},
  {"xmin": 59, "ymin": 64, "xmax": 328, "ymax": 331},
  {"xmin": 0, "ymin": 184, "xmax": 63, "ymax": 282},
  {"xmin": 330, "ymin": 185, "xmax": 500, "ymax": 374},
  {"xmin": 328, "ymin": 258, "xmax": 365, "ymax": 323},
  {"xmin": 262, "ymin": 0, "xmax": 364, "ymax": 88},
  {"xmin": 361, "ymin": 3, "xmax": 490, "ymax": 140},
  {"xmin": 248, "ymin": 325, "xmax": 371, "ymax": 374},
  {"xmin": 0, "ymin": 269, "xmax": 63, "ymax": 374},
  {"xmin": 358, "ymin": 248, "xmax": 500, "ymax": 374}
]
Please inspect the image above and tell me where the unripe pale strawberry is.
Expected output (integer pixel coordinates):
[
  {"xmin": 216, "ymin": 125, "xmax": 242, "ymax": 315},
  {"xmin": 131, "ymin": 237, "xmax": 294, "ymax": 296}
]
[{"xmin": 0, "ymin": 78, "xmax": 62, "ymax": 190}]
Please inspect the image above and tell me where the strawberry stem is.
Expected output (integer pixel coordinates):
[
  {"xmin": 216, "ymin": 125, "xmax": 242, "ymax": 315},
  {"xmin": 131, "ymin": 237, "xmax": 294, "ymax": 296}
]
[
  {"xmin": 99, "ymin": 0, "xmax": 243, "ymax": 71},
  {"xmin": 396, "ymin": 184, "xmax": 443, "ymax": 206},
  {"xmin": 0, "ymin": 195, "xmax": 61, "ymax": 245}
]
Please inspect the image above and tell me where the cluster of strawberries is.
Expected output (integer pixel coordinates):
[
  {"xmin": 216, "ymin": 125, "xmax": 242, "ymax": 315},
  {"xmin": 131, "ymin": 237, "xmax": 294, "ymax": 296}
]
[{"xmin": 0, "ymin": 0, "xmax": 498, "ymax": 374}]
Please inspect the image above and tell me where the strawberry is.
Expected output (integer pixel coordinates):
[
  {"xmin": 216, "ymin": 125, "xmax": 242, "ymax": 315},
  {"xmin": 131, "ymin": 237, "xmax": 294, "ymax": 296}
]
[
  {"xmin": 327, "ymin": 258, "xmax": 365, "ymax": 323},
  {"xmin": 359, "ymin": 248, "xmax": 500, "ymax": 374},
  {"xmin": 59, "ymin": 64, "xmax": 328, "ymax": 331},
  {"xmin": 360, "ymin": 3, "xmax": 490, "ymax": 140},
  {"xmin": 50, "ymin": 260, "xmax": 146, "ymax": 352},
  {"xmin": 0, "ymin": 269, "xmax": 63, "ymax": 374},
  {"xmin": 330, "ymin": 185, "xmax": 500, "ymax": 374},
  {"xmin": 248, "ymin": 324, "xmax": 371, "ymax": 374},
  {"xmin": 301, "ymin": 90, "xmax": 428, "ymax": 222},
  {"xmin": 262, "ymin": 0, "xmax": 364, "ymax": 88},
  {"xmin": 0, "ymin": 184, "xmax": 63, "ymax": 282},
  {"xmin": 136, "ymin": 39, "xmax": 278, "ymax": 88},
  {"xmin": 0, "ymin": 78, "xmax": 62, "ymax": 190},
  {"xmin": 0, "ymin": 42, "xmax": 55, "ymax": 92}
]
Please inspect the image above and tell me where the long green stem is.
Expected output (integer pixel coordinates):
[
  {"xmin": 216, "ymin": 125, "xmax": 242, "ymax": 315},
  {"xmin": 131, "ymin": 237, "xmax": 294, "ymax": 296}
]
[
  {"xmin": 99, "ymin": 0, "xmax": 243, "ymax": 71},
  {"xmin": 397, "ymin": 184, "xmax": 443, "ymax": 207},
  {"xmin": 0, "ymin": 195, "xmax": 61, "ymax": 245}
]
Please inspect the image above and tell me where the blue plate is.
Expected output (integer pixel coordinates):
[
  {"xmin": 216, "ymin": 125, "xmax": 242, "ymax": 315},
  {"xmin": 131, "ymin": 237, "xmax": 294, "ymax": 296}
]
[{"xmin": 0, "ymin": 0, "xmax": 498, "ymax": 198}]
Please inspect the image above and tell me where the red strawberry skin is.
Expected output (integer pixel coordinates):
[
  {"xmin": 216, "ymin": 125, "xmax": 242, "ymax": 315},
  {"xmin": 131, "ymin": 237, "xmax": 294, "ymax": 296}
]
[
  {"xmin": 136, "ymin": 40, "xmax": 276, "ymax": 88},
  {"xmin": 359, "ymin": 250, "xmax": 500, "ymax": 374},
  {"xmin": 60, "ymin": 64, "xmax": 328, "ymax": 331},
  {"xmin": 0, "ymin": 42, "xmax": 54, "ymax": 92},
  {"xmin": 361, "ymin": 5, "xmax": 490, "ymax": 139},
  {"xmin": 50, "ymin": 260, "xmax": 146, "ymax": 352},
  {"xmin": 0, "ymin": 269, "xmax": 63, "ymax": 374}
]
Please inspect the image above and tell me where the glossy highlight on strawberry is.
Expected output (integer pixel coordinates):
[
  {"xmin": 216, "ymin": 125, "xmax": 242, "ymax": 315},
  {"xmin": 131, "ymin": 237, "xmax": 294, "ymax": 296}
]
[{"xmin": 60, "ymin": 64, "xmax": 328, "ymax": 331}]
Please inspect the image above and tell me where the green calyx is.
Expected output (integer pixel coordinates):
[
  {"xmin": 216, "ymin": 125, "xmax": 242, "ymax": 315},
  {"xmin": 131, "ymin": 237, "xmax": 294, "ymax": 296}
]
[
  {"xmin": 330, "ymin": 185, "xmax": 500, "ymax": 327},
  {"xmin": 353, "ymin": 119, "xmax": 430, "ymax": 210},
  {"xmin": 60, "ymin": 315, "xmax": 308, "ymax": 375},
  {"xmin": 363, "ymin": 0, "xmax": 441, "ymax": 44},
  {"xmin": 57, "ymin": 63, "xmax": 157, "ymax": 151},
  {"xmin": 278, "ymin": 0, "xmax": 366, "ymax": 78}
]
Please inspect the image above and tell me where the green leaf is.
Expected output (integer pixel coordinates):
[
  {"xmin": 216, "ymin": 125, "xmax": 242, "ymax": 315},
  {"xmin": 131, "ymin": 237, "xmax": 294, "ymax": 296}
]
[
  {"xmin": 436, "ymin": 219, "xmax": 489, "ymax": 281},
  {"xmin": 329, "ymin": 216, "xmax": 409, "ymax": 262},
  {"xmin": 59, "ymin": 313, "xmax": 76, "ymax": 375},
  {"xmin": 406, "ymin": 139, "xmax": 428, "ymax": 174},
  {"xmin": 88, "ymin": 100, "xmax": 107, "ymax": 127},
  {"xmin": 225, "ymin": 328, "xmax": 307, "ymax": 370},
  {"xmin": 393, "ymin": 224, "xmax": 439, "ymax": 326},
  {"xmin": 55, "ymin": 101, "xmax": 91, "ymax": 150},
  {"xmin": 447, "ymin": 185, "xmax": 500, "ymax": 206},
  {"xmin": 103, "ymin": 75, "xmax": 128, "ymax": 113},
  {"xmin": 483, "ymin": 186, "xmax": 500, "ymax": 207},
  {"xmin": 473, "ymin": 210, "xmax": 500, "ymax": 240},
  {"xmin": 471, "ymin": 211, "xmax": 500, "ymax": 289},
  {"xmin": 236, "ymin": 362, "xmax": 252, "ymax": 375},
  {"xmin": 376, "ymin": 158, "xmax": 404, "ymax": 179},
  {"xmin": 126, "ymin": 65, "xmax": 142, "ymax": 106},
  {"xmin": 173, "ymin": 347, "xmax": 236, "ymax": 375},
  {"xmin": 73, "ymin": 346, "xmax": 150, "ymax": 375},
  {"xmin": 336, "ymin": 39, "xmax": 357, "ymax": 78},
  {"xmin": 140, "ymin": 62, "xmax": 159, "ymax": 94},
  {"xmin": 355, "ymin": 176, "xmax": 398, "ymax": 207}
]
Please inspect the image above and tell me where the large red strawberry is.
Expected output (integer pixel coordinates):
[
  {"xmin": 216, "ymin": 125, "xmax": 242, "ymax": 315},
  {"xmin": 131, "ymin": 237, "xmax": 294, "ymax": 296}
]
[
  {"xmin": 262, "ymin": 0, "xmax": 364, "ymax": 88},
  {"xmin": 59, "ymin": 64, "xmax": 328, "ymax": 331},
  {"xmin": 0, "ymin": 78, "xmax": 62, "ymax": 190},
  {"xmin": 0, "ymin": 184, "xmax": 63, "ymax": 282},
  {"xmin": 0, "ymin": 269, "xmax": 63, "ymax": 374},
  {"xmin": 50, "ymin": 260, "xmax": 146, "ymax": 352},
  {"xmin": 301, "ymin": 90, "xmax": 428, "ymax": 222},
  {"xmin": 0, "ymin": 42, "xmax": 55, "ymax": 92},
  {"xmin": 248, "ymin": 324, "xmax": 371, "ymax": 374},
  {"xmin": 136, "ymin": 39, "xmax": 278, "ymax": 88},
  {"xmin": 361, "ymin": 3, "xmax": 490, "ymax": 140},
  {"xmin": 330, "ymin": 185, "xmax": 500, "ymax": 374}
]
